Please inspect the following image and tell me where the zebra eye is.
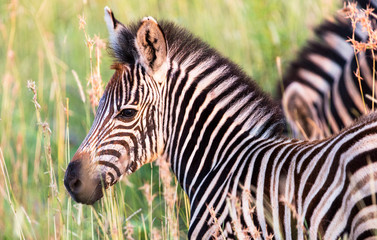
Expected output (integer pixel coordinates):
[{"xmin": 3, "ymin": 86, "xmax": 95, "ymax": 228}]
[{"xmin": 118, "ymin": 108, "xmax": 137, "ymax": 119}]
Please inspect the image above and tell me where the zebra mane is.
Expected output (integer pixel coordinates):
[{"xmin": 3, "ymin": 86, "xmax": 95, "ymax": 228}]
[
  {"xmin": 337, "ymin": 110, "xmax": 377, "ymax": 134},
  {"xmin": 109, "ymin": 18, "xmax": 286, "ymax": 136},
  {"xmin": 109, "ymin": 20, "xmax": 217, "ymax": 67}
]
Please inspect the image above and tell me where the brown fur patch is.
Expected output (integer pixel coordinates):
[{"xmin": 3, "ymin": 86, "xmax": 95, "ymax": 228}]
[{"xmin": 110, "ymin": 62, "xmax": 124, "ymax": 70}]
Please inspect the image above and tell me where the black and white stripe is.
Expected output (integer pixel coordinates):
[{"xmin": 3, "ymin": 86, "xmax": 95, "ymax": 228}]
[
  {"xmin": 280, "ymin": 0, "xmax": 377, "ymax": 140},
  {"xmin": 64, "ymin": 7, "xmax": 377, "ymax": 239}
]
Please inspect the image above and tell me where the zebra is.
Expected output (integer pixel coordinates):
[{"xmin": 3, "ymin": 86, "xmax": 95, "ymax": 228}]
[
  {"xmin": 64, "ymin": 7, "xmax": 377, "ymax": 239},
  {"xmin": 280, "ymin": 0, "xmax": 377, "ymax": 140}
]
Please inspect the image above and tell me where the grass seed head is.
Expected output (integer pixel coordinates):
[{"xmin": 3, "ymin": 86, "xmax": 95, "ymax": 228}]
[{"xmin": 78, "ymin": 14, "xmax": 86, "ymax": 30}]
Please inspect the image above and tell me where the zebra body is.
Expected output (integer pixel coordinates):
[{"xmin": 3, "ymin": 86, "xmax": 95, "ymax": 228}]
[
  {"xmin": 64, "ymin": 7, "xmax": 377, "ymax": 239},
  {"xmin": 281, "ymin": 0, "xmax": 377, "ymax": 140},
  {"xmin": 187, "ymin": 116, "xmax": 377, "ymax": 239}
]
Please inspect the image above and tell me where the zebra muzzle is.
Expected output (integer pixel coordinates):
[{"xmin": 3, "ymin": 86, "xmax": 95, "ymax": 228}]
[{"xmin": 64, "ymin": 152, "xmax": 108, "ymax": 205}]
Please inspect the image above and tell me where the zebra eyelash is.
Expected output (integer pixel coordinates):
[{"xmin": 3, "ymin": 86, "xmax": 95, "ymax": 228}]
[
  {"xmin": 116, "ymin": 106, "xmax": 139, "ymax": 119},
  {"xmin": 117, "ymin": 109, "xmax": 138, "ymax": 119}
]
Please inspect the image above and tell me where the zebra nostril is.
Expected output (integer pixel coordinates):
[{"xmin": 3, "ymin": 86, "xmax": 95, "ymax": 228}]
[
  {"xmin": 64, "ymin": 159, "xmax": 86, "ymax": 196},
  {"xmin": 69, "ymin": 178, "xmax": 83, "ymax": 193}
]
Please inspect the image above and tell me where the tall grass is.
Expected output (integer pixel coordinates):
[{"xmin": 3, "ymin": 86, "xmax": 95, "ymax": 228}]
[{"xmin": 0, "ymin": 0, "xmax": 339, "ymax": 238}]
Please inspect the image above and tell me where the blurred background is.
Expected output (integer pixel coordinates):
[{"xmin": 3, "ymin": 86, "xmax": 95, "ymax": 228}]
[{"xmin": 0, "ymin": 0, "xmax": 338, "ymax": 239}]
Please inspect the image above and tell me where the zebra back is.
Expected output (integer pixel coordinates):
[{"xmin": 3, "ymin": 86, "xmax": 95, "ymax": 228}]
[{"xmin": 280, "ymin": 0, "xmax": 377, "ymax": 140}]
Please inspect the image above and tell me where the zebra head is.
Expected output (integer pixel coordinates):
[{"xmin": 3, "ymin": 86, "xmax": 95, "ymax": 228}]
[{"xmin": 64, "ymin": 7, "xmax": 168, "ymax": 204}]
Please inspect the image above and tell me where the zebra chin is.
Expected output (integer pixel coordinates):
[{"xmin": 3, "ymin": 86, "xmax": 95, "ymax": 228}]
[{"xmin": 64, "ymin": 152, "xmax": 112, "ymax": 205}]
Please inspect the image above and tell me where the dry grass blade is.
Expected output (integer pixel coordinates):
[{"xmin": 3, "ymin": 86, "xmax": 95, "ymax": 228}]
[{"xmin": 345, "ymin": 3, "xmax": 377, "ymax": 113}]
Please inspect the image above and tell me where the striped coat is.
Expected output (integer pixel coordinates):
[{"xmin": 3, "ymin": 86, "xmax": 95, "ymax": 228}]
[
  {"xmin": 64, "ymin": 7, "xmax": 377, "ymax": 239},
  {"xmin": 280, "ymin": 0, "xmax": 377, "ymax": 140}
]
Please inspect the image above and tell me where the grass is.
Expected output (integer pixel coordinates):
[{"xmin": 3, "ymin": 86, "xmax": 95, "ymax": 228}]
[{"xmin": 0, "ymin": 0, "xmax": 339, "ymax": 239}]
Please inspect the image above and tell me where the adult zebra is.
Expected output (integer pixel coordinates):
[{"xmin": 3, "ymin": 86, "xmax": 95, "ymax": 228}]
[
  {"xmin": 281, "ymin": 0, "xmax": 377, "ymax": 140},
  {"xmin": 64, "ymin": 7, "xmax": 377, "ymax": 239}
]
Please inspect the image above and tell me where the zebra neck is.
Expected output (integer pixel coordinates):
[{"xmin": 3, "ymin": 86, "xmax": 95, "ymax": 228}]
[{"xmin": 163, "ymin": 56, "xmax": 284, "ymax": 199}]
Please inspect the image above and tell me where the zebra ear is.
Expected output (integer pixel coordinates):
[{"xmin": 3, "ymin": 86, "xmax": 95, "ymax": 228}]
[
  {"xmin": 135, "ymin": 17, "xmax": 167, "ymax": 76},
  {"xmin": 283, "ymin": 89, "xmax": 319, "ymax": 140},
  {"xmin": 104, "ymin": 6, "xmax": 125, "ymax": 52}
]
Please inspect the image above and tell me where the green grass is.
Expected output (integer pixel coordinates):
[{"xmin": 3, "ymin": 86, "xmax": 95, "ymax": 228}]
[{"xmin": 0, "ymin": 0, "xmax": 339, "ymax": 238}]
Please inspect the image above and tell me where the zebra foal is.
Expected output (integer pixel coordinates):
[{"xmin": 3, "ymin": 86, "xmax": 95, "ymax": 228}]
[{"xmin": 64, "ymin": 7, "xmax": 377, "ymax": 239}]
